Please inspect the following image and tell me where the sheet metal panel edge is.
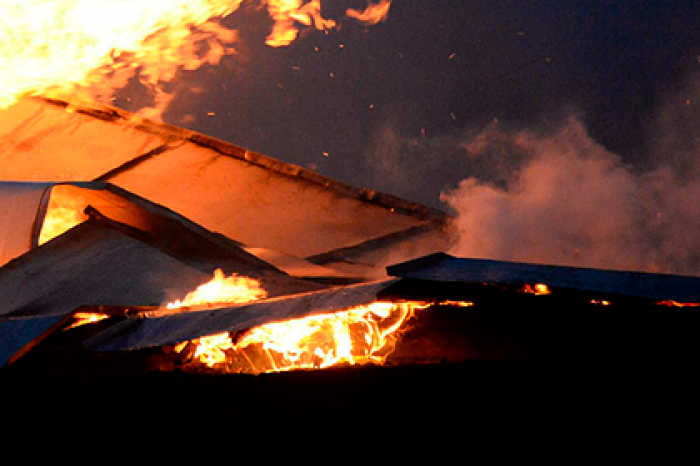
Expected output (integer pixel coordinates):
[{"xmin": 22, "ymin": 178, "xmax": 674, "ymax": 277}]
[
  {"xmin": 0, "ymin": 315, "xmax": 67, "ymax": 366},
  {"xmin": 86, "ymin": 278, "xmax": 399, "ymax": 352},
  {"xmin": 387, "ymin": 253, "xmax": 700, "ymax": 303}
]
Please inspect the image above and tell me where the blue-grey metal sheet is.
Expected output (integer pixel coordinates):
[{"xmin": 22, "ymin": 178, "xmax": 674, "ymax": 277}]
[
  {"xmin": 387, "ymin": 253, "xmax": 700, "ymax": 303},
  {"xmin": 86, "ymin": 278, "xmax": 399, "ymax": 352},
  {"xmin": 0, "ymin": 315, "xmax": 66, "ymax": 366}
]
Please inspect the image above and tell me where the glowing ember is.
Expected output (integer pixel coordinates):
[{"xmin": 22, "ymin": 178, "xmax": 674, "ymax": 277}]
[
  {"xmin": 64, "ymin": 312, "xmax": 110, "ymax": 330},
  {"xmin": 657, "ymin": 300, "xmax": 700, "ymax": 307},
  {"xmin": 521, "ymin": 283, "xmax": 551, "ymax": 295},
  {"xmin": 167, "ymin": 268, "xmax": 267, "ymax": 309},
  {"xmin": 438, "ymin": 300, "xmax": 474, "ymax": 308}
]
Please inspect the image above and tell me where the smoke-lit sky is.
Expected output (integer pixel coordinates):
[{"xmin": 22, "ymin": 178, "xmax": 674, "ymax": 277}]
[{"xmin": 116, "ymin": 0, "xmax": 700, "ymax": 209}]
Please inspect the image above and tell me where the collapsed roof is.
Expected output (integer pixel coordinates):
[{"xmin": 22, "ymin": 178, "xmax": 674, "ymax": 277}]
[
  {"xmin": 0, "ymin": 97, "xmax": 451, "ymax": 264},
  {"xmin": 0, "ymin": 96, "xmax": 453, "ymax": 368},
  {"xmin": 2, "ymin": 97, "xmax": 699, "ymax": 374}
]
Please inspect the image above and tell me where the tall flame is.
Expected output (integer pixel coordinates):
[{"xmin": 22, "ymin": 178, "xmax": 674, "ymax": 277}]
[
  {"xmin": 0, "ymin": 0, "xmax": 241, "ymax": 112},
  {"xmin": 0, "ymin": 0, "xmax": 392, "ymax": 114}
]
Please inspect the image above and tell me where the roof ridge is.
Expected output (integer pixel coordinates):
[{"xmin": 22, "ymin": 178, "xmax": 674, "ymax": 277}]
[{"xmin": 40, "ymin": 97, "xmax": 448, "ymax": 223}]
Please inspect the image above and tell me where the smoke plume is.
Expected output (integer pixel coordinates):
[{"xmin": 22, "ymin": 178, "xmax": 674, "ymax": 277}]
[
  {"xmin": 364, "ymin": 74, "xmax": 700, "ymax": 275},
  {"xmin": 440, "ymin": 106, "xmax": 700, "ymax": 275}
]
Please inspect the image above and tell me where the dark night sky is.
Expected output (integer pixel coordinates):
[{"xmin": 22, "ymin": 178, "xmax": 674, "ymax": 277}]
[{"xmin": 119, "ymin": 0, "xmax": 700, "ymax": 209}]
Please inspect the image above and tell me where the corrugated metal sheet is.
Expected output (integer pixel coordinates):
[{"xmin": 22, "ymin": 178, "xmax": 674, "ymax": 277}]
[
  {"xmin": 0, "ymin": 315, "xmax": 68, "ymax": 366},
  {"xmin": 0, "ymin": 182, "xmax": 51, "ymax": 266},
  {"xmin": 0, "ymin": 218, "xmax": 213, "ymax": 318},
  {"xmin": 387, "ymin": 253, "xmax": 700, "ymax": 302},
  {"xmin": 0, "ymin": 97, "xmax": 447, "ymax": 260},
  {"xmin": 86, "ymin": 278, "xmax": 399, "ymax": 352}
]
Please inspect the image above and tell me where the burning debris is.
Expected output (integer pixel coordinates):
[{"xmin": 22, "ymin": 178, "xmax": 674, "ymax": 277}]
[
  {"xmin": 172, "ymin": 301, "xmax": 422, "ymax": 374},
  {"xmin": 1, "ymin": 97, "xmax": 700, "ymax": 376},
  {"xmin": 0, "ymin": 2, "xmax": 699, "ymax": 380}
]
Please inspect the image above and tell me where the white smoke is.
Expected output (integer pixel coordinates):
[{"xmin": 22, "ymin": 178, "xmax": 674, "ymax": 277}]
[
  {"xmin": 364, "ymin": 74, "xmax": 700, "ymax": 275},
  {"xmin": 440, "ymin": 108, "xmax": 700, "ymax": 275}
]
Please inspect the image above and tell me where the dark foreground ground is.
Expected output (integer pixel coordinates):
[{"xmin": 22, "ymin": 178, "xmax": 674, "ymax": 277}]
[
  {"xmin": 3, "ymin": 359, "xmax": 698, "ymax": 460},
  {"xmin": 2, "ymin": 295, "xmax": 699, "ymax": 458}
]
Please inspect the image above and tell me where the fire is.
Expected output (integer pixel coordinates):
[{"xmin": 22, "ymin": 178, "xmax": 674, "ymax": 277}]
[
  {"xmin": 64, "ymin": 312, "xmax": 110, "ymax": 330},
  {"xmin": 38, "ymin": 187, "xmax": 89, "ymax": 245},
  {"xmin": 0, "ymin": 0, "xmax": 393, "ymax": 112},
  {"xmin": 521, "ymin": 283, "xmax": 551, "ymax": 295},
  {"xmin": 173, "ymin": 298, "xmax": 476, "ymax": 373},
  {"xmin": 438, "ymin": 300, "xmax": 474, "ymax": 308},
  {"xmin": 264, "ymin": 0, "xmax": 336, "ymax": 47},
  {"xmin": 345, "ymin": 0, "xmax": 392, "ymax": 26},
  {"xmin": 176, "ymin": 301, "xmax": 424, "ymax": 373},
  {"xmin": 0, "ymin": 0, "xmax": 240, "ymax": 111},
  {"xmin": 657, "ymin": 300, "xmax": 700, "ymax": 307},
  {"xmin": 167, "ymin": 268, "xmax": 267, "ymax": 309}
]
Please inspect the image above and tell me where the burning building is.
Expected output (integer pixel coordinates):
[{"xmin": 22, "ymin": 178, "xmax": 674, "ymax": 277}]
[
  {"xmin": 2, "ymin": 95, "xmax": 700, "ymax": 379},
  {"xmin": 2, "ymin": 4, "xmax": 698, "ymax": 454}
]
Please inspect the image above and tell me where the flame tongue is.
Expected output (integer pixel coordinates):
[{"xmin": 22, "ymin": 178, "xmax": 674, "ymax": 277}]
[
  {"xmin": 264, "ymin": 0, "xmax": 336, "ymax": 47},
  {"xmin": 166, "ymin": 269, "xmax": 473, "ymax": 374},
  {"xmin": 0, "ymin": 0, "xmax": 241, "ymax": 110},
  {"xmin": 346, "ymin": 0, "xmax": 392, "ymax": 26},
  {"xmin": 175, "ymin": 301, "xmax": 424, "ymax": 374},
  {"xmin": 0, "ymin": 0, "xmax": 393, "ymax": 112},
  {"xmin": 167, "ymin": 268, "xmax": 267, "ymax": 309}
]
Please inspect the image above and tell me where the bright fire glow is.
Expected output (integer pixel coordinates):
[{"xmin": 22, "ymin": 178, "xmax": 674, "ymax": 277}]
[
  {"xmin": 0, "ymin": 0, "xmax": 392, "ymax": 113},
  {"xmin": 521, "ymin": 283, "xmax": 551, "ymax": 295},
  {"xmin": 174, "ymin": 298, "xmax": 476, "ymax": 373},
  {"xmin": 167, "ymin": 268, "xmax": 267, "ymax": 309},
  {"xmin": 264, "ymin": 0, "xmax": 336, "ymax": 47},
  {"xmin": 176, "ymin": 301, "xmax": 424, "ymax": 373},
  {"xmin": 0, "ymin": 0, "xmax": 241, "ymax": 112},
  {"xmin": 38, "ymin": 188, "xmax": 89, "ymax": 245},
  {"xmin": 657, "ymin": 300, "xmax": 700, "ymax": 307},
  {"xmin": 64, "ymin": 312, "xmax": 110, "ymax": 330},
  {"xmin": 346, "ymin": 0, "xmax": 392, "ymax": 26}
]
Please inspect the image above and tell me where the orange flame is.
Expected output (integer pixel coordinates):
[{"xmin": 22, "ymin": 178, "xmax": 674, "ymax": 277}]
[
  {"xmin": 521, "ymin": 283, "xmax": 551, "ymax": 295},
  {"xmin": 38, "ymin": 187, "xmax": 89, "ymax": 245},
  {"xmin": 173, "ymin": 298, "xmax": 476, "ymax": 373},
  {"xmin": 264, "ymin": 0, "xmax": 336, "ymax": 47},
  {"xmin": 346, "ymin": 0, "xmax": 392, "ymax": 26},
  {"xmin": 657, "ymin": 300, "xmax": 700, "ymax": 307},
  {"xmin": 0, "ymin": 0, "xmax": 241, "ymax": 112},
  {"xmin": 176, "ymin": 300, "xmax": 424, "ymax": 373},
  {"xmin": 64, "ymin": 312, "xmax": 110, "ymax": 330},
  {"xmin": 166, "ymin": 268, "xmax": 267, "ymax": 309},
  {"xmin": 0, "ymin": 1, "xmax": 392, "ymax": 113}
]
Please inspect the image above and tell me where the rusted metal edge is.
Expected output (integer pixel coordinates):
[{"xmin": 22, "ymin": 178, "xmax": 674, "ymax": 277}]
[{"xmin": 39, "ymin": 97, "xmax": 448, "ymax": 222}]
